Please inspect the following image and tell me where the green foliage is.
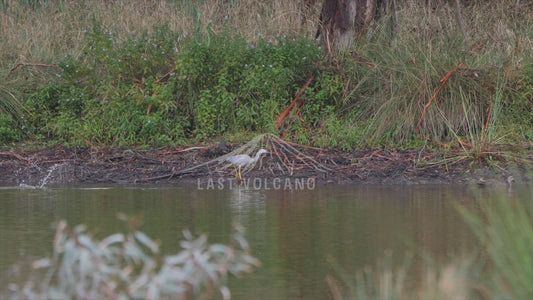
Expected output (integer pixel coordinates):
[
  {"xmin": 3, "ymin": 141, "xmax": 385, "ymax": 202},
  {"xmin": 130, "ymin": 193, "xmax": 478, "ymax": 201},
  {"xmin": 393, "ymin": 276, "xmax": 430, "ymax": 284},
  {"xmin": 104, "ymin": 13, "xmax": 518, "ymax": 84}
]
[
  {"xmin": 0, "ymin": 81, "xmax": 27, "ymax": 143},
  {"xmin": 5, "ymin": 216, "xmax": 260, "ymax": 299},
  {"xmin": 179, "ymin": 33, "xmax": 321, "ymax": 137},
  {"xmin": 22, "ymin": 23, "xmax": 321, "ymax": 146},
  {"xmin": 509, "ymin": 61, "xmax": 533, "ymax": 138},
  {"xmin": 0, "ymin": 113, "xmax": 23, "ymax": 143}
]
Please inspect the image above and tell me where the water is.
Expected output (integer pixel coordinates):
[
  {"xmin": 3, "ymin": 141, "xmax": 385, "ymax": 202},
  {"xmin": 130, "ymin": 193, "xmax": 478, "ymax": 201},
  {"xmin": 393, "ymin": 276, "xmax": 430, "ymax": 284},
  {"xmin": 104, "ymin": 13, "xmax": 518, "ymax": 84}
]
[
  {"xmin": 37, "ymin": 164, "xmax": 60, "ymax": 188},
  {"xmin": 16, "ymin": 163, "xmax": 61, "ymax": 189},
  {"xmin": 0, "ymin": 184, "xmax": 530, "ymax": 299}
]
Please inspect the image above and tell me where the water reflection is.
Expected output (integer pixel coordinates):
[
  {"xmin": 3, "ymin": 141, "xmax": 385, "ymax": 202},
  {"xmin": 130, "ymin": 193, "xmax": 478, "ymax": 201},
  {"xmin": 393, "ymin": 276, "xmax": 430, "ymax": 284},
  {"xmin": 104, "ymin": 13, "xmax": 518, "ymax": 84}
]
[{"xmin": 0, "ymin": 184, "xmax": 530, "ymax": 299}]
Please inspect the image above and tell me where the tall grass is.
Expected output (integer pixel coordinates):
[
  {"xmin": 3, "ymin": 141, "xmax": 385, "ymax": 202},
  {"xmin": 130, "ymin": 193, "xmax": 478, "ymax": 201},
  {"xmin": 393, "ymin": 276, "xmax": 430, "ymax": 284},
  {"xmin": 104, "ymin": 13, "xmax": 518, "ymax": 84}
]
[
  {"xmin": 327, "ymin": 252, "xmax": 480, "ymax": 300},
  {"xmin": 0, "ymin": 0, "xmax": 319, "ymax": 66},
  {"xmin": 333, "ymin": 0, "xmax": 533, "ymax": 149}
]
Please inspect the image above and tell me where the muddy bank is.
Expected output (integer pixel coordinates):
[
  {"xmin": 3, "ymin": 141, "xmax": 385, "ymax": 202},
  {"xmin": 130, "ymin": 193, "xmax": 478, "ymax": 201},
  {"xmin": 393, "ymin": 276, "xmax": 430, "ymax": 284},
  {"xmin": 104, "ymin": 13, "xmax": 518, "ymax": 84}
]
[{"xmin": 0, "ymin": 145, "xmax": 531, "ymax": 187}]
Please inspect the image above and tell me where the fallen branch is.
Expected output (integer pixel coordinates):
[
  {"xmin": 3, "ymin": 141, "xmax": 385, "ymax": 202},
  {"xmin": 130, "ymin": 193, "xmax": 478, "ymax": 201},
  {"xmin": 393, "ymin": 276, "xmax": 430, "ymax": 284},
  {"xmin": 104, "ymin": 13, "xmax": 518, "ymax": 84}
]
[
  {"xmin": 0, "ymin": 151, "xmax": 31, "ymax": 162},
  {"xmin": 349, "ymin": 51, "xmax": 376, "ymax": 70},
  {"xmin": 41, "ymin": 159, "xmax": 75, "ymax": 164},
  {"xmin": 416, "ymin": 62, "xmax": 464, "ymax": 135},
  {"xmin": 276, "ymin": 74, "xmax": 316, "ymax": 129},
  {"xmin": 278, "ymin": 140, "xmax": 325, "ymax": 151},
  {"xmin": 342, "ymin": 78, "xmax": 351, "ymax": 100},
  {"xmin": 136, "ymin": 173, "xmax": 174, "ymax": 182},
  {"xmin": 5, "ymin": 63, "xmax": 58, "ymax": 79}
]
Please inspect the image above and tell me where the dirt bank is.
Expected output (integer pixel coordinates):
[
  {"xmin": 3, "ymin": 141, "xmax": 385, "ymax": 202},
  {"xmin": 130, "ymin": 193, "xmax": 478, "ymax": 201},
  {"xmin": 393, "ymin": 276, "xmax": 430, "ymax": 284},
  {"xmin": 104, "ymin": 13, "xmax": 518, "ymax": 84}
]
[{"xmin": 0, "ymin": 144, "xmax": 531, "ymax": 187}]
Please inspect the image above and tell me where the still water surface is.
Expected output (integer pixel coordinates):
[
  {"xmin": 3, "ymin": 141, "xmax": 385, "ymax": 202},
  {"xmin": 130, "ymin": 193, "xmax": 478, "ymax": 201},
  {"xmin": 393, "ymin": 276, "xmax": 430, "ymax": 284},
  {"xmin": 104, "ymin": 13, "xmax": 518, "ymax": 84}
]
[{"xmin": 0, "ymin": 184, "xmax": 529, "ymax": 299}]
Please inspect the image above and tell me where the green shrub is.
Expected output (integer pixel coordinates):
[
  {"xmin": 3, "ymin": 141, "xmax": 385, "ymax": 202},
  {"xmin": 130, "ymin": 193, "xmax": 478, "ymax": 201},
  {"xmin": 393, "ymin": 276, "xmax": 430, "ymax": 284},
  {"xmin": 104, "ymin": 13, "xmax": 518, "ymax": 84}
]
[
  {"xmin": 0, "ymin": 113, "xmax": 23, "ymax": 143},
  {"xmin": 23, "ymin": 22, "xmax": 321, "ymax": 146}
]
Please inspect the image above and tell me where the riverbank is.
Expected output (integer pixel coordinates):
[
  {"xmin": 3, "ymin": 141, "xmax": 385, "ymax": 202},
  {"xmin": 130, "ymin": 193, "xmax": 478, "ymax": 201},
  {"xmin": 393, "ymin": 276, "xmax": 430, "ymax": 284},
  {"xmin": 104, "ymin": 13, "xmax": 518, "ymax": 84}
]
[
  {"xmin": 2, "ymin": 1, "xmax": 532, "ymax": 158},
  {"xmin": 1, "ymin": 144, "xmax": 531, "ymax": 187}
]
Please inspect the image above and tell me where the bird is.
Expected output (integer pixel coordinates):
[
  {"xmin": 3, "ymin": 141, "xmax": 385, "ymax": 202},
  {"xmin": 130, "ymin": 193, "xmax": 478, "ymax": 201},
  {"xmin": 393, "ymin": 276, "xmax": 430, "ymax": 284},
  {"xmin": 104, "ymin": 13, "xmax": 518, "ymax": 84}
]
[{"xmin": 225, "ymin": 149, "xmax": 269, "ymax": 180}]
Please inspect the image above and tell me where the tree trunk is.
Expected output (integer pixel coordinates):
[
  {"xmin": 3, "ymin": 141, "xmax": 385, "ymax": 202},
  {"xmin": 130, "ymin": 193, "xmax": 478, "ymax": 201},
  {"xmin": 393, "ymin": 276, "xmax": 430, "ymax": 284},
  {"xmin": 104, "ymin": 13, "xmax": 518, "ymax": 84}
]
[{"xmin": 318, "ymin": 0, "xmax": 378, "ymax": 52}]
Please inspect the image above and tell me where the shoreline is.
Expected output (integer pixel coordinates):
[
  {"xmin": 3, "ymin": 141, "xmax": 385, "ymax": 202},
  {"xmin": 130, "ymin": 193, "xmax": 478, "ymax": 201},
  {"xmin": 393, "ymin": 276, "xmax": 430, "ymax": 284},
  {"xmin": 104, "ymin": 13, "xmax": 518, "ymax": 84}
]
[{"xmin": 1, "ymin": 145, "xmax": 531, "ymax": 187}]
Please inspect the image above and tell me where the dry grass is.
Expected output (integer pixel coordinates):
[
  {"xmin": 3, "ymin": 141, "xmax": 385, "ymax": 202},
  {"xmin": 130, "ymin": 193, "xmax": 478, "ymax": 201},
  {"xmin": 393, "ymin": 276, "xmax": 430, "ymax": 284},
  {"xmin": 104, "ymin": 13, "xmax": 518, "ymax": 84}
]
[
  {"xmin": 327, "ymin": 251, "xmax": 480, "ymax": 300},
  {"xmin": 0, "ymin": 0, "xmax": 321, "ymax": 68},
  {"xmin": 348, "ymin": 0, "xmax": 533, "ymax": 147}
]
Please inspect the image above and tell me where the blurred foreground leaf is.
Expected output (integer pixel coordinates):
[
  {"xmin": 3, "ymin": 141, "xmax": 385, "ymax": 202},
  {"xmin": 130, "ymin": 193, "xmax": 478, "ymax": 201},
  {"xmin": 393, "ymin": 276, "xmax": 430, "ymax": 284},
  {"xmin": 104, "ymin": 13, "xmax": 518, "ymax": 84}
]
[{"xmin": 4, "ymin": 217, "xmax": 259, "ymax": 300}]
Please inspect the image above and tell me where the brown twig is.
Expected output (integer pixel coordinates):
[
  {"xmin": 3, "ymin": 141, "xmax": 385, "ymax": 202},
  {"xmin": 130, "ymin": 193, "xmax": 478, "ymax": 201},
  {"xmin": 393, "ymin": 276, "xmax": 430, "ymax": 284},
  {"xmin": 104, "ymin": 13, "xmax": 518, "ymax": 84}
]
[
  {"xmin": 276, "ymin": 74, "xmax": 316, "ymax": 128},
  {"xmin": 41, "ymin": 159, "xmax": 75, "ymax": 164},
  {"xmin": 5, "ymin": 63, "xmax": 58, "ymax": 79},
  {"xmin": 0, "ymin": 151, "xmax": 31, "ymax": 162},
  {"xmin": 342, "ymin": 78, "xmax": 351, "ymax": 100},
  {"xmin": 349, "ymin": 51, "xmax": 376, "ymax": 70},
  {"xmin": 278, "ymin": 139, "xmax": 325, "ymax": 151},
  {"xmin": 416, "ymin": 62, "xmax": 464, "ymax": 135},
  {"xmin": 136, "ymin": 173, "xmax": 174, "ymax": 182}
]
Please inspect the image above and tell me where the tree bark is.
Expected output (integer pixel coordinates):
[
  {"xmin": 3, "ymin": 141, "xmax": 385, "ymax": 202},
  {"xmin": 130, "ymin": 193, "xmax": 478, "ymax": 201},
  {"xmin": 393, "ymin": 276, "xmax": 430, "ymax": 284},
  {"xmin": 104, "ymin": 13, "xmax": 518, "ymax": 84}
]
[{"xmin": 318, "ymin": 0, "xmax": 378, "ymax": 52}]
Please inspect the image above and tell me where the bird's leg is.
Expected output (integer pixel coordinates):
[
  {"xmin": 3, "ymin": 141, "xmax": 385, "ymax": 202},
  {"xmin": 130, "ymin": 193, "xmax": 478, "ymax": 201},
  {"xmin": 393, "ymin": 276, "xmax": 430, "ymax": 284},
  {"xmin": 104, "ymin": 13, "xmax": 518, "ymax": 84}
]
[
  {"xmin": 233, "ymin": 165, "xmax": 239, "ymax": 181},
  {"xmin": 237, "ymin": 166, "xmax": 245, "ymax": 186}
]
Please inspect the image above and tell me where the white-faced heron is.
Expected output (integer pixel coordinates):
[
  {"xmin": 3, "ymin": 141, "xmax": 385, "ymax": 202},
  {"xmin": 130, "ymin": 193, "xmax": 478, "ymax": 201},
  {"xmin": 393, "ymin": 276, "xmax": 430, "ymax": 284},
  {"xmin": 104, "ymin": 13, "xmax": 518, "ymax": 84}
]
[{"xmin": 226, "ymin": 149, "xmax": 268, "ymax": 180}]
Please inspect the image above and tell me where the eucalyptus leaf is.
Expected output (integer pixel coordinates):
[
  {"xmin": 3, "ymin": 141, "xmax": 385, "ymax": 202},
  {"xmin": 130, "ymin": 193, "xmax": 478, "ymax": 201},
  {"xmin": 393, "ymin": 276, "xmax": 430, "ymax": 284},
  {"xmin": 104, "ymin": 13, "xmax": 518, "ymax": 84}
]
[
  {"xmin": 134, "ymin": 231, "xmax": 159, "ymax": 253},
  {"xmin": 99, "ymin": 233, "xmax": 125, "ymax": 248},
  {"xmin": 5, "ymin": 218, "xmax": 259, "ymax": 299},
  {"xmin": 165, "ymin": 251, "xmax": 189, "ymax": 265}
]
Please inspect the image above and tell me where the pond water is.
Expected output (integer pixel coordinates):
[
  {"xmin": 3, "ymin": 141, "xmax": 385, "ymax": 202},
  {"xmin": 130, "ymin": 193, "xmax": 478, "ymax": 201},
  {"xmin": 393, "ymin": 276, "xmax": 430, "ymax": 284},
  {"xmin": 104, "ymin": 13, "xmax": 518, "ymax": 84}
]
[{"xmin": 0, "ymin": 183, "xmax": 530, "ymax": 299}]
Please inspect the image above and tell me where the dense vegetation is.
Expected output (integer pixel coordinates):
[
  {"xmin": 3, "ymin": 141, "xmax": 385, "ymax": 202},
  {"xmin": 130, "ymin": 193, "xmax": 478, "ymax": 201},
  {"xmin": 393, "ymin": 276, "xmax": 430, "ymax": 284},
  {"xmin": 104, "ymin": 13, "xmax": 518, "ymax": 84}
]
[{"xmin": 0, "ymin": 0, "xmax": 532, "ymax": 156}]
